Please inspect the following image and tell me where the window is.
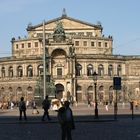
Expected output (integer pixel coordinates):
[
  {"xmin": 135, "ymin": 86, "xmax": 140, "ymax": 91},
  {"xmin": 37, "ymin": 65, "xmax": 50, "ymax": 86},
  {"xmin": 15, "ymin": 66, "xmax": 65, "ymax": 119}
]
[
  {"xmin": 35, "ymin": 42, "xmax": 38, "ymax": 47},
  {"xmin": 16, "ymin": 44, "xmax": 18, "ymax": 49},
  {"xmin": 98, "ymin": 64, "xmax": 104, "ymax": 76},
  {"xmin": 83, "ymin": 41, "xmax": 87, "ymax": 46},
  {"xmin": 28, "ymin": 43, "xmax": 31, "ymax": 48},
  {"xmin": 76, "ymin": 63, "xmax": 82, "ymax": 76},
  {"xmin": 21, "ymin": 43, "xmax": 24, "ymax": 48},
  {"xmin": 9, "ymin": 66, "xmax": 13, "ymax": 77},
  {"xmin": 108, "ymin": 65, "xmax": 113, "ymax": 76},
  {"xmin": 91, "ymin": 41, "xmax": 95, "ymax": 47},
  {"xmin": 1, "ymin": 67, "xmax": 5, "ymax": 78},
  {"xmin": 57, "ymin": 68, "xmax": 62, "ymax": 76},
  {"xmin": 17, "ymin": 66, "xmax": 23, "ymax": 77},
  {"xmin": 98, "ymin": 42, "xmax": 102, "ymax": 47},
  {"xmin": 117, "ymin": 65, "xmax": 121, "ymax": 76},
  {"xmin": 27, "ymin": 65, "xmax": 33, "ymax": 77},
  {"xmin": 87, "ymin": 64, "xmax": 93, "ymax": 76},
  {"xmin": 105, "ymin": 42, "xmax": 108, "ymax": 47},
  {"xmin": 75, "ymin": 41, "xmax": 79, "ymax": 46},
  {"xmin": 38, "ymin": 64, "xmax": 43, "ymax": 76}
]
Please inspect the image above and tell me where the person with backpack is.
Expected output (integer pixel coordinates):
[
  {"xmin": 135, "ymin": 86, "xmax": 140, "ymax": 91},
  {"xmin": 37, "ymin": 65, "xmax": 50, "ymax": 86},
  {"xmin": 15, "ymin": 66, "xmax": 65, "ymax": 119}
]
[
  {"xmin": 41, "ymin": 95, "xmax": 51, "ymax": 121},
  {"xmin": 19, "ymin": 97, "xmax": 27, "ymax": 121},
  {"xmin": 57, "ymin": 101, "xmax": 75, "ymax": 140}
]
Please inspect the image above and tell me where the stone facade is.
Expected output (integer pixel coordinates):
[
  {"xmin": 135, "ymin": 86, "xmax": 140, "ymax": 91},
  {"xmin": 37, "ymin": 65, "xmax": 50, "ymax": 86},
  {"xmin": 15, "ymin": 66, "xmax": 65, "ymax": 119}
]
[{"xmin": 0, "ymin": 13, "xmax": 140, "ymax": 104}]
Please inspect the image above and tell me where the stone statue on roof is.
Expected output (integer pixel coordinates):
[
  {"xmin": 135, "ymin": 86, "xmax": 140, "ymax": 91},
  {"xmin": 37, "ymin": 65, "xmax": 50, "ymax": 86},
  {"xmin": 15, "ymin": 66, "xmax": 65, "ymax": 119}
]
[{"xmin": 53, "ymin": 21, "xmax": 66, "ymax": 42}]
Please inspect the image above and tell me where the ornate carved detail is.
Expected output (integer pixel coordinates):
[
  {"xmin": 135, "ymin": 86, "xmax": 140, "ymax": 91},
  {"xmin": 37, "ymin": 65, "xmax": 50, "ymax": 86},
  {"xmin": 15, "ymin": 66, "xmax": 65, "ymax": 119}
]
[{"xmin": 53, "ymin": 21, "xmax": 66, "ymax": 42}]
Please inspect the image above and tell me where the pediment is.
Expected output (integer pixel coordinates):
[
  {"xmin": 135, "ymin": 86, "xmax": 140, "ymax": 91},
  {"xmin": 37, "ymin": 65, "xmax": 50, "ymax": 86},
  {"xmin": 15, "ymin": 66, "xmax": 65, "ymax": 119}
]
[{"xmin": 28, "ymin": 16, "xmax": 102, "ymax": 31}]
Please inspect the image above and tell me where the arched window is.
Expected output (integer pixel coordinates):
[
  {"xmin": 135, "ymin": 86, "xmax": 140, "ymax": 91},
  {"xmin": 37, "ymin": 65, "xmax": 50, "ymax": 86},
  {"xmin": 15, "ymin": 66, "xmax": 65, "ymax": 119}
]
[
  {"xmin": 108, "ymin": 64, "xmax": 113, "ymax": 76},
  {"xmin": 109, "ymin": 86, "xmax": 113, "ymax": 104},
  {"xmin": 1, "ymin": 67, "xmax": 5, "ymax": 78},
  {"xmin": 76, "ymin": 63, "xmax": 82, "ymax": 76},
  {"xmin": 9, "ymin": 66, "xmax": 13, "ymax": 77},
  {"xmin": 87, "ymin": 64, "xmax": 93, "ymax": 76},
  {"xmin": 27, "ymin": 65, "xmax": 33, "ymax": 77},
  {"xmin": 98, "ymin": 64, "xmax": 104, "ymax": 76},
  {"xmin": 98, "ymin": 86, "xmax": 104, "ymax": 103},
  {"xmin": 117, "ymin": 65, "xmax": 121, "ymax": 76},
  {"xmin": 27, "ymin": 86, "xmax": 33, "ymax": 93},
  {"xmin": 17, "ymin": 66, "xmax": 23, "ymax": 77},
  {"xmin": 38, "ymin": 64, "xmax": 43, "ymax": 76},
  {"xmin": 87, "ymin": 85, "xmax": 93, "ymax": 100}
]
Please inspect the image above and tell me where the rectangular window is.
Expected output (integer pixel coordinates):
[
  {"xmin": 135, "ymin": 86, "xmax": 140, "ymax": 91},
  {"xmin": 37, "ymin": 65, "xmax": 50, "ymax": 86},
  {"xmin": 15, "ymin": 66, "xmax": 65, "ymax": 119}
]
[
  {"xmin": 75, "ymin": 41, "xmax": 79, "ymax": 46},
  {"xmin": 28, "ymin": 43, "xmax": 31, "ymax": 48},
  {"xmin": 16, "ymin": 44, "xmax": 18, "ymax": 49},
  {"xmin": 35, "ymin": 42, "xmax": 38, "ymax": 47},
  {"xmin": 91, "ymin": 41, "xmax": 95, "ymax": 47},
  {"xmin": 57, "ymin": 68, "xmax": 62, "ymax": 76},
  {"xmin": 98, "ymin": 42, "xmax": 102, "ymax": 47},
  {"xmin": 105, "ymin": 42, "xmax": 108, "ymax": 47},
  {"xmin": 83, "ymin": 41, "xmax": 87, "ymax": 46},
  {"xmin": 21, "ymin": 43, "xmax": 24, "ymax": 48}
]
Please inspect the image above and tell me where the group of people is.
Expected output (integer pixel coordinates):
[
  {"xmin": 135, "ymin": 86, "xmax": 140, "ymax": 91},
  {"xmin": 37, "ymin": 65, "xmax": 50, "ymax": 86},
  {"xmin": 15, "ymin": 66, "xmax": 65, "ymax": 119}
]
[{"xmin": 18, "ymin": 95, "xmax": 75, "ymax": 140}]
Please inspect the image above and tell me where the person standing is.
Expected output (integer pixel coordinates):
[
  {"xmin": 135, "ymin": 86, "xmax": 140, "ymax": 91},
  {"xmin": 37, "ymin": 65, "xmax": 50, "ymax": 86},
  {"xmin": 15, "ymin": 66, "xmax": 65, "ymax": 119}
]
[
  {"xmin": 42, "ymin": 95, "xmax": 51, "ymax": 121},
  {"xmin": 105, "ymin": 101, "xmax": 109, "ymax": 111},
  {"xmin": 58, "ymin": 101, "xmax": 75, "ymax": 140},
  {"xmin": 19, "ymin": 97, "xmax": 27, "ymax": 121}
]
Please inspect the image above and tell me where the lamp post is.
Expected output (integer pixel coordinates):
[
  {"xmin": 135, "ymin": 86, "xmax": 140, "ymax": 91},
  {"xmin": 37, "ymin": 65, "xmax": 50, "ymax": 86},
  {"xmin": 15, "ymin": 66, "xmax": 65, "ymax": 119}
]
[{"xmin": 93, "ymin": 71, "xmax": 98, "ymax": 119}]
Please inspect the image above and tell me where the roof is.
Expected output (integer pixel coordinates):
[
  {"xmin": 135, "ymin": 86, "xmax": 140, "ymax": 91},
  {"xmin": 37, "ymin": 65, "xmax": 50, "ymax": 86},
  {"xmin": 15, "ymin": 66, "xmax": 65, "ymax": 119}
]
[{"xmin": 27, "ymin": 15, "xmax": 103, "ymax": 31}]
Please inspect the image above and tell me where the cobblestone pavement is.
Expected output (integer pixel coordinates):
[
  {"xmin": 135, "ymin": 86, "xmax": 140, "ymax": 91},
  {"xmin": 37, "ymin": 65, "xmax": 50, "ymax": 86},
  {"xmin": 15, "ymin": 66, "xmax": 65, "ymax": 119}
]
[{"xmin": 0, "ymin": 104, "xmax": 140, "ymax": 140}]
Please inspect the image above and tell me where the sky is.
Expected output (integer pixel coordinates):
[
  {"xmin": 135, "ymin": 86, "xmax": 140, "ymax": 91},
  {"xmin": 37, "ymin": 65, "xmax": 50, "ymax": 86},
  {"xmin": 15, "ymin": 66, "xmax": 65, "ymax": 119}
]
[{"xmin": 0, "ymin": 0, "xmax": 140, "ymax": 57}]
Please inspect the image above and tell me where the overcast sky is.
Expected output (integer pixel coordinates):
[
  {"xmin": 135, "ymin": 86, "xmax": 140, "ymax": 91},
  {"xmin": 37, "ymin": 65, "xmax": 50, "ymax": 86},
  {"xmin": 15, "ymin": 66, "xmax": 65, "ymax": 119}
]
[{"xmin": 0, "ymin": 0, "xmax": 140, "ymax": 57}]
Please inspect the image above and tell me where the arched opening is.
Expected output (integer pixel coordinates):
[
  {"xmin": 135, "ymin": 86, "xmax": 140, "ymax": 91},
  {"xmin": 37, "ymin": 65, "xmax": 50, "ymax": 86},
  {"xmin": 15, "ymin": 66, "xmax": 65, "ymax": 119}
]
[
  {"xmin": 76, "ymin": 85, "xmax": 82, "ymax": 102},
  {"xmin": 37, "ymin": 64, "xmax": 43, "ymax": 76},
  {"xmin": 87, "ymin": 64, "xmax": 93, "ymax": 76},
  {"xmin": 76, "ymin": 63, "xmax": 82, "ymax": 76},
  {"xmin": 98, "ymin": 64, "xmax": 104, "ymax": 76},
  {"xmin": 55, "ymin": 84, "xmax": 64, "ymax": 100},
  {"xmin": 9, "ymin": 66, "xmax": 13, "ymax": 77},
  {"xmin": 109, "ymin": 86, "xmax": 114, "ymax": 104},
  {"xmin": 17, "ymin": 66, "xmax": 23, "ymax": 77},
  {"xmin": 8, "ymin": 87, "xmax": 14, "ymax": 101},
  {"xmin": 27, "ymin": 65, "xmax": 33, "ymax": 77},
  {"xmin": 87, "ymin": 85, "xmax": 93, "ymax": 100},
  {"xmin": 98, "ymin": 86, "xmax": 104, "ymax": 103},
  {"xmin": 27, "ymin": 86, "xmax": 33, "ymax": 101},
  {"xmin": 16, "ymin": 87, "xmax": 23, "ymax": 101},
  {"xmin": 51, "ymin": 49, "xmax": 67, "ymax": 77}
]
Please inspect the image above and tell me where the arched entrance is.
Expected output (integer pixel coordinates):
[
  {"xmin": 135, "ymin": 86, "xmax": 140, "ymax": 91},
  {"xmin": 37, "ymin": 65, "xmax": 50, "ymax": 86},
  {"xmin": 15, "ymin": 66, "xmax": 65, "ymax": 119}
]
[
  {"xmin": 109, "ymin": 86, "xmax": 114, "ymax": 104},
  {"xmin": 26, "ymin": 86, "xmax": 33, "ymax": 101},
  {"xmin": 87, "ymin": 86, "xmax": 93, "ymax": 101},
  {"xmin": 55, "ymin": 84, "xmax": 64, "ymax": 100},
  {"xmin": 16, "ymin": 87, "xmax": 23, "ymax": 101},
  {"xmin": 98, "ymin": 86, "xmax": 104, "ymax": 104}
]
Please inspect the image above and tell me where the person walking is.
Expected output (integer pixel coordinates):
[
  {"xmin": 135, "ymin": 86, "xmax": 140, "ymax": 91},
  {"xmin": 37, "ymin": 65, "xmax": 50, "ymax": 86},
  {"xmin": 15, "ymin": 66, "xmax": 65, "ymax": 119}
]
[
  {"xmin": 19, "ymin": 97, "xmax": 27, "ymax": 121},
  {"xmin": 32, "ymin": 100, "xmax": 39, "ymax": 114},
  {"xmin": 57, "ymin": 101, "xmax": 75, "ymax": 140},
  {"xmin": 41, "ymin": 95, "xmax": 51, "ymax": 121}
]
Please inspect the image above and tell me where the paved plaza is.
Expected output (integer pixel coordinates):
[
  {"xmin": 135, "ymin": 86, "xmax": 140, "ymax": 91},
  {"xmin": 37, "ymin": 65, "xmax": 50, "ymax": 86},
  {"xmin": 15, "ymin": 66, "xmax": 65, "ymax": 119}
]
[{"xmin": 0, "ymin": 104, "xmax": 140, "ymax": 140}]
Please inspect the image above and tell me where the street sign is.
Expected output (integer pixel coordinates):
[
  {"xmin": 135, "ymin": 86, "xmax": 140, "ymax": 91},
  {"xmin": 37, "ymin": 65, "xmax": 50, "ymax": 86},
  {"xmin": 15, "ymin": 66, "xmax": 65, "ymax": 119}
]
[{"xmin": 113, "ymin": 77, "xmax": 121, "ymax": 90}]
